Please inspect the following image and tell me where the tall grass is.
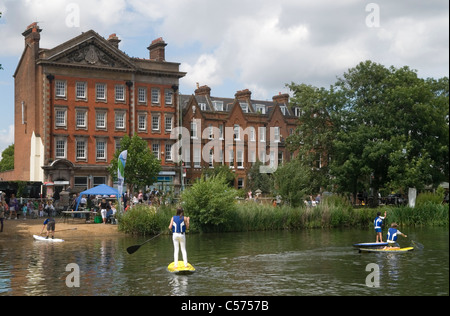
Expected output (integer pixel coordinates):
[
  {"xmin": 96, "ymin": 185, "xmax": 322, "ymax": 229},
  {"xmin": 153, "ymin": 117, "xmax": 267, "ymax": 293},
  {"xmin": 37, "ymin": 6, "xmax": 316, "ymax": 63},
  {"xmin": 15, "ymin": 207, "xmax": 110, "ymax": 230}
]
[{"xmin": 116, "ymin": 198, "xmax": 448, "ymax": 235}]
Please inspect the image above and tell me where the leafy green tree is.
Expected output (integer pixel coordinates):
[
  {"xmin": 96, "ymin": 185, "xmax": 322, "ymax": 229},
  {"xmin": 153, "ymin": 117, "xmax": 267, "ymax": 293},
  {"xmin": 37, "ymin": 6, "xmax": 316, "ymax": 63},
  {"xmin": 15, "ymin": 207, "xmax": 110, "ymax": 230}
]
[
  {"xmin": 202, "ymin": 163, "xmax": 235, "ymax": 187},
  {"xmin": 0, "ymin": 144, "xmax": 14, "ymax": 172},
  {"xmin": 108, "ymin": 135, "xmax": 161, "ymax": 194},
  {"xmin": 333, "ymin": 61, "xmax": 449, "ymax": 199},
  {"xmin": 246, "ymin": 160, "xmax": 273, "ymax": 194},
  {"xmin": 181, "ymin": 175, "xmax": 237, "ymax": 232},
  {"xmin": 273, "ymin": 158, "xmax": 311, "ymax": 207},
  {"xmin": 287, "ymin": 61, "xmax": 449, "ymax": 205}
]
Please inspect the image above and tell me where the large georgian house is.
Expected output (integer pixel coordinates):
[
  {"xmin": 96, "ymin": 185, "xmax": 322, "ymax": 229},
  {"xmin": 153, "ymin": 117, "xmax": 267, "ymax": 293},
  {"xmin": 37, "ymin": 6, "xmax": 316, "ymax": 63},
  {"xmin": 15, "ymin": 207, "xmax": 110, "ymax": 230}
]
[{"xmin": 4, "ymin": 22, "xmax": 185, "ymax": 196}]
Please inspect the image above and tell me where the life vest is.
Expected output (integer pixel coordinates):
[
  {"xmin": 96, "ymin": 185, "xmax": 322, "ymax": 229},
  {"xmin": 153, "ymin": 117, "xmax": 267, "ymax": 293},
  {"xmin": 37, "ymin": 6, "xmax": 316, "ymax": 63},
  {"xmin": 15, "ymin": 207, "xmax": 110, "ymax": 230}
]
[
  {"xmin": 374, "ymin": 216, "xmax": 384, "ymax": 229},
  {"xmin": 172, "ymin": 216, "xmax": 186, "ymax": 234},
  {"xmin": 387, "ymin": 228, "xmax": 399, "ymax": 242}
]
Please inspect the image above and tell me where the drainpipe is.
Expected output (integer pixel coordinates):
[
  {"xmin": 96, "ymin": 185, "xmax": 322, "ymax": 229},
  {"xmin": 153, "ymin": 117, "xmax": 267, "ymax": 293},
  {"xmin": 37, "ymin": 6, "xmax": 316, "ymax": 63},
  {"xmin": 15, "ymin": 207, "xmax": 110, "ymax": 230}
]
[
  {"xmin": 46, "ymin": 74, "xmax": 55, "ymax": 162},
  {"xmin": 126, "ymin": 81, "xmax": 133, "ymax": 137}
]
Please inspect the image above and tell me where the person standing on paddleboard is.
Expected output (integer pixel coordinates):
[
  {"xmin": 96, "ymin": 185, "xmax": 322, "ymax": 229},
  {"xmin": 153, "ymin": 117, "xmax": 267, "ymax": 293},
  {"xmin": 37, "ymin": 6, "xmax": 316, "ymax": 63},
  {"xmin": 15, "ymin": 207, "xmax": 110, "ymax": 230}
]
[
  {"xmin": 41, "ymin": 215, "xmax": 56, "ymax": 239},
  {"xmin": 168, "ymin": 208, "xmax": 190, "ymax": 269},
  {"xmin": 374, "ymin": 211, "xmax": 387, "ymax": 243}
]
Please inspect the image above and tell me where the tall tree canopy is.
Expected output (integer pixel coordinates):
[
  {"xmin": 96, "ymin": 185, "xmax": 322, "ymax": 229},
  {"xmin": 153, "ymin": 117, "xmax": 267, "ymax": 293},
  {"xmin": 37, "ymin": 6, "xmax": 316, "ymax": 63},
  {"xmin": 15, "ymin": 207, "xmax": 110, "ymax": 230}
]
[{"xmin": 286, "ymin": 61, "xmax": 449, "ymax": 204}]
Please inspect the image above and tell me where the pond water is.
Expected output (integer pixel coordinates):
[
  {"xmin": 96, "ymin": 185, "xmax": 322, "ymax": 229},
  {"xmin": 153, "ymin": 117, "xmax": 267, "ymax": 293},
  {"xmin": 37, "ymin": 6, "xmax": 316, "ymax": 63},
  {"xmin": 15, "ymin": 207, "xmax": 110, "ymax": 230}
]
[{"xmin": 0, "ymin": 227, "xmax": 448, "ymax": 296}]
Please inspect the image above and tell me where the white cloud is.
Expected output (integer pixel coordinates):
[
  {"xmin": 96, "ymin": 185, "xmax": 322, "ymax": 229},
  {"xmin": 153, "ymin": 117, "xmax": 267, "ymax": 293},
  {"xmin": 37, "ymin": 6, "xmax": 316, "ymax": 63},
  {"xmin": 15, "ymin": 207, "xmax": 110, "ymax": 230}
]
[{"xmin": 0, "ymin": 0, "xmax": 448, "ymax": 104}]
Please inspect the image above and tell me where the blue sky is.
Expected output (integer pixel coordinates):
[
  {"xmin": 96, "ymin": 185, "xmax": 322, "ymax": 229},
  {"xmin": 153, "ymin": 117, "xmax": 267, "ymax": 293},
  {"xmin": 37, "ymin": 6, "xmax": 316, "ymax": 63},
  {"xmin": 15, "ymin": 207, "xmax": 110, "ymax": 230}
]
[{"xmin": 0, "ymin": 0, "xmax": 448, "ymax": 155}]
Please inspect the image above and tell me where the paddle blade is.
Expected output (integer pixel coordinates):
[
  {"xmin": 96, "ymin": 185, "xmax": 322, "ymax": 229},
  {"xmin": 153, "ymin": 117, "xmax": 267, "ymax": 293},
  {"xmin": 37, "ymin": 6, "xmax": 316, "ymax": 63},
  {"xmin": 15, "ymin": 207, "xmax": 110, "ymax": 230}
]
[{"xmin": 126, "ymin": 245, "xmax": 141, "ymax": 255}]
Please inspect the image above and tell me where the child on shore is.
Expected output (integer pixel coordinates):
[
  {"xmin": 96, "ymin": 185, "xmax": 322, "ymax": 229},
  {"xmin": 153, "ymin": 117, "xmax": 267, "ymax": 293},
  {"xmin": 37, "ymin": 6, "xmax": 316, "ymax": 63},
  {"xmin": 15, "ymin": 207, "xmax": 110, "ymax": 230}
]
[{"xmin": 22, "ymin": 203, "xmax": 28, "ymax": 220}]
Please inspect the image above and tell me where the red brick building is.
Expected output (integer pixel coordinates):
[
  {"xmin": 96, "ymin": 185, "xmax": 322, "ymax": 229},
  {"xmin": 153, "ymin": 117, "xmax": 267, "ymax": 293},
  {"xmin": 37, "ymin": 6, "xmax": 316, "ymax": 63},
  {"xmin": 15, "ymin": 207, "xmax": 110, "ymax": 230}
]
[
  {"xmin": 180, "ymin": 85, "xmax": 300, "ymax": 189},
  {"xmin": 5, "ymin": 23, "xmax": 185, "ymax": 195}
]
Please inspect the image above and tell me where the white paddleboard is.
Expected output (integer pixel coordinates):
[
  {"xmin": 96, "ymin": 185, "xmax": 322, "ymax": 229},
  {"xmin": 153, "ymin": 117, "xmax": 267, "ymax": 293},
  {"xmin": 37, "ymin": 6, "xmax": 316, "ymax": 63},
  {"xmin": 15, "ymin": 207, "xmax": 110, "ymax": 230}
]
[{"xmin": 33, "ymin": 235, "xmax": 64, "ymax": 243}]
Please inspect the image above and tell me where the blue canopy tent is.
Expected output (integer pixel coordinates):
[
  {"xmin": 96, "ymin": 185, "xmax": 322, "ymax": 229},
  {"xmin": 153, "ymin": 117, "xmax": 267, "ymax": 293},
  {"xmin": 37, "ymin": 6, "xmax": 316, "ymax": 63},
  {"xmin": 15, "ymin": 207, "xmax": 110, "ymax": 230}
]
[{"xmin": 75, "ymin": 184, "xmax": 119, "ymax": 211}]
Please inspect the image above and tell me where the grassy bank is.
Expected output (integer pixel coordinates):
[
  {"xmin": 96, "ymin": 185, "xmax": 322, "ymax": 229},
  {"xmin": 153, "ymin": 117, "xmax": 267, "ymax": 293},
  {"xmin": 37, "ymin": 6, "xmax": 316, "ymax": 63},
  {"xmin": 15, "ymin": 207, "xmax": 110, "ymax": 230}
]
[{"xmin": 117, "ymin": 199, "xmax": 449, "ymax": 235}]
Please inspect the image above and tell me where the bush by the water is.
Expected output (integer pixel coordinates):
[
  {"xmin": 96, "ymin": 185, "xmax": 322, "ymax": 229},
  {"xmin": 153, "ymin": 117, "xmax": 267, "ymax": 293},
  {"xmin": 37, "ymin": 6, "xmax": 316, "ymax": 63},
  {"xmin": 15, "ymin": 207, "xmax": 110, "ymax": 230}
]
[{"xmin": 117, "ymin": 204, "xmax": 172, "ymax": 236}]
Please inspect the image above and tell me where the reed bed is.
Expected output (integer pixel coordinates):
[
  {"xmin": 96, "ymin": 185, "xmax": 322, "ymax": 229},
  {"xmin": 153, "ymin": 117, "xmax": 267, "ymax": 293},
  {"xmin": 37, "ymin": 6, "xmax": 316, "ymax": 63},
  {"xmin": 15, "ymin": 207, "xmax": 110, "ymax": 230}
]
[{"xmin": 117, "ymin": 198, "xmax": 448, "ymax": 235}]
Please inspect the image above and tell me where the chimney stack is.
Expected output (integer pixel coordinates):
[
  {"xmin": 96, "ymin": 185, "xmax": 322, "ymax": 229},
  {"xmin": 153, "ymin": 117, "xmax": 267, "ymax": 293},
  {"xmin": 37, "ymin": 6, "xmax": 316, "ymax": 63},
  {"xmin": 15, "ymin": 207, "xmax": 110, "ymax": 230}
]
[
  {"xmin": 22, "ymin": 22, "xmax": 42, "ymax": 52},
  {"xmin": 273, "ymin": 92, "xmax": 290, "ymax": 105},
  {"xmin": 107, "ymin": 33, "xmax": 121, "ymax": 49},
  {"xmin": 235, "ymin": 89, "xmax": 252, "ymax": 103},
  {"xmin": 148, "ymin": 37, "xmax": 167, "ymax": 62},
  {"xmin": 195, "ymin": 85, "xmax": 211, "ymax": 97}
]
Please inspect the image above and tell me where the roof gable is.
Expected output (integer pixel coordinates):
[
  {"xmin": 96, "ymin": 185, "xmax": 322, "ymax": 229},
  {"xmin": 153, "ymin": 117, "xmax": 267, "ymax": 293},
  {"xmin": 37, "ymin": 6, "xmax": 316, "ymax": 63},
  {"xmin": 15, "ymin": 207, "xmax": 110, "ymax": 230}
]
[{"xmin": 40, "ymin": 30, "xmax": 135, "ymax": 70}]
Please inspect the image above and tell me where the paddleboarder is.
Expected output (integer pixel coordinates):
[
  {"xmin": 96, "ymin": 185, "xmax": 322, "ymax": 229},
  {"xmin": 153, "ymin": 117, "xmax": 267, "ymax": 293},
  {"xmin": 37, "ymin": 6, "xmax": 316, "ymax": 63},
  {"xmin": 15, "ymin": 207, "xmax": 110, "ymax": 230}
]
[
  {"xmin": 385, "ymin": 223, "xmax": 407, "ymax": 249},
  {"xmin": 374, "ymin": 211, "xmax": 387, "ymax": 243},
  {"xmin": 41, "ymin": 215, "xmax": 56, "ymax": 239},
  {"xmin": 168, "ymin": 208, "xmax": 190, "ymax": 269}
]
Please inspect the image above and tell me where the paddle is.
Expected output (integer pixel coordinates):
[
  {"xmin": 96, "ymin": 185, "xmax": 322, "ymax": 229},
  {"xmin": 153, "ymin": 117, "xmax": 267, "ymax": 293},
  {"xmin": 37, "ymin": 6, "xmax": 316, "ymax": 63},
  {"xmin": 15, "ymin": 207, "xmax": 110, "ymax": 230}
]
[
  {"xmin": 411, "ymin": 240, "xmax": 424, "ymax": 250},
  {"xmin": 127, "ymin": 232, "xmax": 163, "ymax": 255},
  {"xmin": 40, "ymin": 228, "xmax": 78, "ymax": 235}
]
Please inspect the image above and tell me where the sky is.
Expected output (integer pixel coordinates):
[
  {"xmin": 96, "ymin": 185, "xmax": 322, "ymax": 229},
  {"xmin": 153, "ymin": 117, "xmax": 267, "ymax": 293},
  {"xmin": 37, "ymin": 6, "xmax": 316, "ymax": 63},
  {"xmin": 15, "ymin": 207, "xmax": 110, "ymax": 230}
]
[{"xmin": 0, "ymin": 0, "xmax": 448, "ymax": 155}]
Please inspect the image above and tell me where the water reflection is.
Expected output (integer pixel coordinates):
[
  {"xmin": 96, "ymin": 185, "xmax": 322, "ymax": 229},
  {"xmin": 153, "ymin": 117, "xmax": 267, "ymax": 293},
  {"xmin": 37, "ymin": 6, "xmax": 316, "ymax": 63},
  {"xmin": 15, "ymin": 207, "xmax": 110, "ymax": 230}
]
[{"xmin": 0, "ymin": 228, "xmax": 448, "ymax": 296}]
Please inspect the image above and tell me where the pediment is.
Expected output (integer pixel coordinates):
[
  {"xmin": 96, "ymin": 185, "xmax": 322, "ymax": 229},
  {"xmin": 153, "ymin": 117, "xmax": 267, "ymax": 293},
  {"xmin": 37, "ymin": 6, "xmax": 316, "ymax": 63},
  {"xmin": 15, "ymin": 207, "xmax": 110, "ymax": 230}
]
[{"xmin": 44, "ymin": 31, "xmax": 135, "ymax": 70}]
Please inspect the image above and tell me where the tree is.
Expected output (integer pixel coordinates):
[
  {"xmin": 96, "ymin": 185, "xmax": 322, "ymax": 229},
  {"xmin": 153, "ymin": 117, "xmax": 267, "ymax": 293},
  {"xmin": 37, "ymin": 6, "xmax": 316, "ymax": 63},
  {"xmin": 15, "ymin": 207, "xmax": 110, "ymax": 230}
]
[
  {"xmin": 285, "ymin": 83, "xmax": 338, "ymax": 194},
  {"xmin": 0, "ymin": 144, "xmax": 14, "ymax": 172},
  {"xmin": 246, "ymin": 160, "xmax": 273, "ymax": 194},
  {"xmin": 287, "ymin": 61, "xmax": 449, "ymax": 205},
  {"xmin": 181, "ymin": 175, "xmax": 237, "ymax": 232},
  {"xmin": 202, "ymin": 163, "xmax": 235, "ymax": 187},
  {"xmin": 333, "ymin": 61, "xmax": 449, "ymax": 200},
  {"xmin": 273, "ymin": 158, "xmax": 312, "ymax": 207},
  {"xmin": 108, "ymin": 135, "xmax": 161, "ymax": 194}
]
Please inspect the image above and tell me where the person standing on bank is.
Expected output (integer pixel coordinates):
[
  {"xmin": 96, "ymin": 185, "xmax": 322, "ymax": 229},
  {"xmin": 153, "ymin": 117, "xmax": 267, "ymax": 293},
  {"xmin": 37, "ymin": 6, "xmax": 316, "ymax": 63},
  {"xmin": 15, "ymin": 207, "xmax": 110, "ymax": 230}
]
[
  {"xmin": 168, "ymin": 208, "xmax": 190, "ymax": 269},
  {"xmin": 99, "ymin": 198, "xmax": 110, "ymax": 224}
]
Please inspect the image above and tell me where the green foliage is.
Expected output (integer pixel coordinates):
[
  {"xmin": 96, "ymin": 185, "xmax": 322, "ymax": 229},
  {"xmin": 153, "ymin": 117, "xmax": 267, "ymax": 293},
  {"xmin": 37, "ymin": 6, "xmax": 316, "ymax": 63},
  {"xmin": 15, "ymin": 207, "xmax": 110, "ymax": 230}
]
[
  {"xmin": 416, "ymin": 191, "xmax": 445, "ymax": 207},
  {"xmin": 202, "ymin": 163, "xmax": 236, "ymax": 187},
  {"xmin": 117, "ymin": 204, "xmax": 173, "ymax": 236},
  {"xmin": 181, "ymin": 175, "xmax": 237, "ymax": 232},
  {"xmin": 0, "ymin": 144, "xmax": 14, "ymax": 172},
  {"xmin": 287, "ymin": 61, "xmax": 449, "ymax": 202},
  {"xmin": 108, "ymin": 134, "xmax": 161, "ymax": 193},
  {"xmin": 246, "ymin": 160, "xmax": 273, "ymax": 194},
  {"xmin": 273, "ymin": 158, "xmax": 311, "ymax": 207}
]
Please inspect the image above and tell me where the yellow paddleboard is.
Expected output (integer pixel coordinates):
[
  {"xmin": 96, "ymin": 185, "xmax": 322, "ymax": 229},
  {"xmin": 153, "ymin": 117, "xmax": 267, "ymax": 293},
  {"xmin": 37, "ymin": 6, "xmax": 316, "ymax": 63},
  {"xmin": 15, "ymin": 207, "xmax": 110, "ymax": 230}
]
[
  {"xmin": 167, "ymin": 261, "xmax": 196, "ymax": 275},
  {"xmin": 359, "ymin": 247, "xmax": 414, "ymax": 253}
]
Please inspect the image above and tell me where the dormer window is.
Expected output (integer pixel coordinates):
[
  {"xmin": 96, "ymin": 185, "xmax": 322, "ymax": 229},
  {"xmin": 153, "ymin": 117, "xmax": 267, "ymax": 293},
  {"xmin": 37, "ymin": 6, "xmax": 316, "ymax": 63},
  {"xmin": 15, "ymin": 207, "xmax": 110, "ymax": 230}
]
[
  {"xmin": 213, "ymin": 101, "xmax": 223, "ymax": 111},
  {"xmin": 240, "ymin": 102, "xmax": 249, "ymax": 113},
  {"xmin": 255, "ymin": 104, "xmax": 266, "ymax": 114}
]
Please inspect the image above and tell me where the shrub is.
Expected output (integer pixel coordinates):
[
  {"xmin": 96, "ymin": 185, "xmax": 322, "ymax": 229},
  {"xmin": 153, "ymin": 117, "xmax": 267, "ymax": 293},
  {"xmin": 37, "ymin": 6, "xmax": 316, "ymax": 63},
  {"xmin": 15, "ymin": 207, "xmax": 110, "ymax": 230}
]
[{"xmin": 181, "ymin": 175, "xmax": 238, "ymax": 232}]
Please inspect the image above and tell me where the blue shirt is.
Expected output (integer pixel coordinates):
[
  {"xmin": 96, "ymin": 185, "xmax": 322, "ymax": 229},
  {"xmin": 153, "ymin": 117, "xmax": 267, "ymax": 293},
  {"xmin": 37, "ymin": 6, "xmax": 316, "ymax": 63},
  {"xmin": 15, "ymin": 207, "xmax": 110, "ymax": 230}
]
[{"xmin": 172, "ymin": 216, "xmax": 186, "ymax": 234}]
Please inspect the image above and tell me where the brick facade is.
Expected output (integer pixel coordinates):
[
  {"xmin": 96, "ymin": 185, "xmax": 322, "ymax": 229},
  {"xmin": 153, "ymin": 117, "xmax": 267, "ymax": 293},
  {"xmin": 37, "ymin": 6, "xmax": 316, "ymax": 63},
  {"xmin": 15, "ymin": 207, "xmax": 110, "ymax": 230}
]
[
  {"xmin": 180, "ymin": 85, "xmax": 300, "ymax": 190},
  {"xmin": 4, "ymin": 23, "xmax": 185, "ymax": 195}
]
